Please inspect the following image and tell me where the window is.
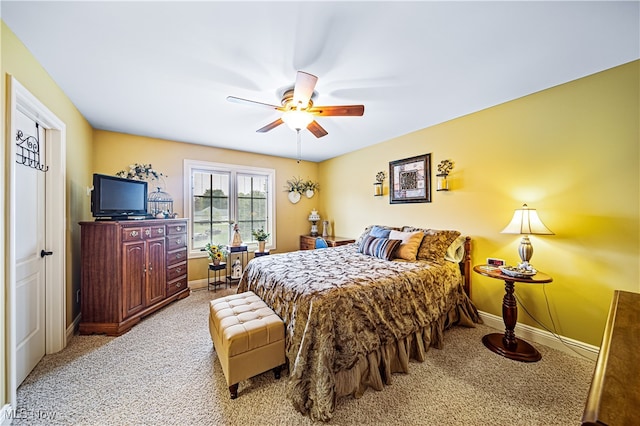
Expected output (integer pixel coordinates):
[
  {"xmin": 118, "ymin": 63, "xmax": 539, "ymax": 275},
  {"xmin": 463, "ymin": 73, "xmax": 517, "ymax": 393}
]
[{"xmin": 184, "ymin": 160, "xmax": 275, "ymax": 257}]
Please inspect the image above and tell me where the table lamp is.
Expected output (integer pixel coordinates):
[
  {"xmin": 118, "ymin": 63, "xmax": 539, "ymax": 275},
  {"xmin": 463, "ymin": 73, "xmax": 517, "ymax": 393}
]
[
  {"xmin": 308, "ymin": 209, "xmax": 320, "ymax": 237},
  {"xmin": 501, "ymin": 204, "xmax": 554, "ymax": 269}
]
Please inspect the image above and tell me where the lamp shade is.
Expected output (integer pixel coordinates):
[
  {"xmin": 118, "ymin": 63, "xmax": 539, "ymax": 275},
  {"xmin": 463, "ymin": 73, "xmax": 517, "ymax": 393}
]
[{"xmin": 501, "ymin": 204, "xmax": 554, "ymax": 235}]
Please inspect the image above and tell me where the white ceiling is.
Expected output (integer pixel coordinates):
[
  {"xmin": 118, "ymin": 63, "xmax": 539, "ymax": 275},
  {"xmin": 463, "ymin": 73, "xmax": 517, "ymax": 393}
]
[{"xmin": 2, "ymin": 1, "xmax": 638, "ymax": 162}]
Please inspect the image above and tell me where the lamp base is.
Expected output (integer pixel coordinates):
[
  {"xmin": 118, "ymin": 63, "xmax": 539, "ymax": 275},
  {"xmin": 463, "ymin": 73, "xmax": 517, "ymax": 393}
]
[{"xmin": 518, "ymin": 236, "xmax": 534, "ymax": 267}]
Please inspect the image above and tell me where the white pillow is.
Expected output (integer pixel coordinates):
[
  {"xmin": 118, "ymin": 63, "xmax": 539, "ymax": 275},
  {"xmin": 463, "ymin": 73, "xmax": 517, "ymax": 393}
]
[{"xmin": 445, "ymin": 235, "xmax": 466, "ymax": 263}]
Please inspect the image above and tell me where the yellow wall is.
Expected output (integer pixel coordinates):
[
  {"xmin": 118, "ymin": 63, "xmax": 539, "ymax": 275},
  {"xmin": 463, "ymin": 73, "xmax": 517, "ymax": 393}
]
[
  {"xmin": 319, "ymin": 60, "xmax": 639, "ymax": 346},
  {"xmin": 2, "ymin": 21, "xmax": 94, "ymax": 403},
  {"xmin": 91, "ymin": 130, "xmax": 319, "ymax": 280},
  {"xmin": 3, "ymin": 13, "xmax": 637, "ymax": 382}
]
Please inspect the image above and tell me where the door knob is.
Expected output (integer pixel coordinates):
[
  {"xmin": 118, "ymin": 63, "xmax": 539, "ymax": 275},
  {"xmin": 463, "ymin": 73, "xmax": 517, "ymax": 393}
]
[{"xmin": 40, "ymin": 250, "xmax": 53, "ymax": 257}]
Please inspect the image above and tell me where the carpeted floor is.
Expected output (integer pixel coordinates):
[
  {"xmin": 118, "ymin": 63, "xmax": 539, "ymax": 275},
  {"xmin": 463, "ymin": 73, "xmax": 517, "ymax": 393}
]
[{"xmin": 15, "ymin": 288, "xmax": 595, "ymax": 425}]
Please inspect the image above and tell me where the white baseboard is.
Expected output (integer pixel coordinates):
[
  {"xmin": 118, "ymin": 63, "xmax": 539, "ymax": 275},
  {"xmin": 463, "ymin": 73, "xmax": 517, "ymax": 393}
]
[{"xmin": 478, "ymin": 311, "xmax": 599, "ymax": 361}]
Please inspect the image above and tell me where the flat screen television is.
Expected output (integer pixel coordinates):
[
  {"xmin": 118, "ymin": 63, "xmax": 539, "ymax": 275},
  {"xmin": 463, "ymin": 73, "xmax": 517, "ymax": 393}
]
[{"xmin": 91, "ymin": 173, "xmax": 149, "ymax": 219}]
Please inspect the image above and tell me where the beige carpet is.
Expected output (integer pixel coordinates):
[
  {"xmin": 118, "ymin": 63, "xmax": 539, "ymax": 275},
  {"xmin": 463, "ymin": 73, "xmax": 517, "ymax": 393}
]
[{"xmin": 15, "ymin": 288, "xmax": 594, "ymax": 425}]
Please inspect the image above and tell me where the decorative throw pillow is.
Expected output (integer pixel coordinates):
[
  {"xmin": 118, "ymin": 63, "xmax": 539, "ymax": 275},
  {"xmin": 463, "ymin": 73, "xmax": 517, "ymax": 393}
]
[
  {"xmin": 403, "ymin": 226, "xmax": 461, "ymax": 263},
  {"xmin": 388, "ymin": 230, "xmax": 424, "ymax": 261},
  {"xmin": 358, "ymin": 236, "xmax": 402, "ymax": 261},
  {"xmin": 369, "ymin": 225, "xmax": 392, "ymax": 238},
  {"xmin": 354, "ymin": 225, "xmax": 401, "ymax": 247}
]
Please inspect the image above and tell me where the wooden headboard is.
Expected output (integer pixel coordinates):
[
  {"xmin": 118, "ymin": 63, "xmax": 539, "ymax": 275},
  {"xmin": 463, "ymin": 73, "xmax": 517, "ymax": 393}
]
[{"xmin": 460, "ymin": 236, "xmax": 472, "ymax": 297}]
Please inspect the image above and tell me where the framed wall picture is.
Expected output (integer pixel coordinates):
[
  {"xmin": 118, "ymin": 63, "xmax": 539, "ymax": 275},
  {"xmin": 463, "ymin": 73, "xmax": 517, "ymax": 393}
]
[{"xmin": 389, "ymin": 154, "xmax": 431, "ymax": 204}]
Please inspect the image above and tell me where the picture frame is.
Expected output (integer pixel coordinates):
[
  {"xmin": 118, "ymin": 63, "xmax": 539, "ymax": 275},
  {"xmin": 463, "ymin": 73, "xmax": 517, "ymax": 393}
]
[{"xmin": 389, "ymin": 154, "xmax": 431, "ymax": 204}]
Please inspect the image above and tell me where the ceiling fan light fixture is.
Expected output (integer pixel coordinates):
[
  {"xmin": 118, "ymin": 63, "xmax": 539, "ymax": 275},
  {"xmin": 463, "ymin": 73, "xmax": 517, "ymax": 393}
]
[{"xmin": 282, "ymin": 109, "xmax": 314, "ymax": 131}]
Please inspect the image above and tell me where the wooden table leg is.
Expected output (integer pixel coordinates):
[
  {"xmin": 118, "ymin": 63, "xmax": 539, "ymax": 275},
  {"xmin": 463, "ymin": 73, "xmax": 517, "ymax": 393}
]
[{"xmin": 482, "ymin": 280, "xmax": 541, "ymax": 362}]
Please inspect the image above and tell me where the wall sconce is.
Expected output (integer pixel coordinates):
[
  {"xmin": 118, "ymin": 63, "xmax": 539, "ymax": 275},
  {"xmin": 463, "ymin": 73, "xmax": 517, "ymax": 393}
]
[
  {"xmin": 374, "ymin": 171, "xmax": 385, "ymax": 196},
  {"xmin": 436, "ymin": 159, "xmax": 454, "ymax": 191},
  {"xmin": 501, "ymin": 204, "xmax": 554, "ymax": 269}
]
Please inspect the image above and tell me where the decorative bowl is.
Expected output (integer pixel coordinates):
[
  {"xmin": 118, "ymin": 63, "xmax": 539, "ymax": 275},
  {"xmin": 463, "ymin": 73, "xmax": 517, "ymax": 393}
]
[{"xmin": 499, "ymin": 265, "xmax": 537, "ymax": 278}]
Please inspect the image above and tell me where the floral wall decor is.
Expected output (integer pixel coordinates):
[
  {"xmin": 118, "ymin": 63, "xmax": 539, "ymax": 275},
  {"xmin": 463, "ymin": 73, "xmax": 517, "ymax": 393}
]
[
  {"xmin": 285, "ymin": 176, "xmax": 305, "ymax": 193},
  {"xmin": 116, "ymin": 163, "xmax": 166, "ymax": 182},
  {"xmin": 303, "ymin": 179, "xmax": 319, "ymax": 198},
  {"xmin": 285, "ymin": 176, "xmax": 320, "ymax": 202}
]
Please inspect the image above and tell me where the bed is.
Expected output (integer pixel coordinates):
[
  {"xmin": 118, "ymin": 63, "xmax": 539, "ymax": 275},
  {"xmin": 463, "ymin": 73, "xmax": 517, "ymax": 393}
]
[{"xmin": 237, "ymin": 225, "xmax": 481, "ymax": 421}]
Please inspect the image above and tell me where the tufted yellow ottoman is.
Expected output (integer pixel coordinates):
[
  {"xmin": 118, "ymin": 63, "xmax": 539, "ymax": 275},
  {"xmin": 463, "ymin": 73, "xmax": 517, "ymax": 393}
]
[{"xmin": 208, "ymin": 291, "xmax": 286, "ymax": 398}]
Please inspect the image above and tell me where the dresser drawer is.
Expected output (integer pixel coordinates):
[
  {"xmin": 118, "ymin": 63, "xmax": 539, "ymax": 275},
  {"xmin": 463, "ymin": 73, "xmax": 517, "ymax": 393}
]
[
  {"xmin": 121, "ymin": 227, "xmax": 143, "ymax": 242},
  {"xmin": 145, "ymin": 225, "xmax": 165, "ymax": 239},
  {"xmin": 166, "ymin": 276, "xmax": 188, "ymax": 297},
  {"xmin": 167, "ymin": 234, "xmax": 187, "ymax": 250},
  {"xmin": 167, "ymin": 248, "xmax": 187, "ymax": 265},
  {"xmin": 167, "ymin": 262, "xmax": 187, "ymax": 281},
  {"xmin": 166, "ymin": 222, "xmax": 187, "ymax": 235},
  {"xmin": 300, "ymin": 235, "xmax": 315, "ymax": 250}
]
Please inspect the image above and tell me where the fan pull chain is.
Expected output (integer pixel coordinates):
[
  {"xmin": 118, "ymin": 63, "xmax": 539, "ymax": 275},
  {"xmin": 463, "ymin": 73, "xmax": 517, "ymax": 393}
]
[{"xmin": 296, "ymin": 129, "xmax": 301, "ymax": 163}]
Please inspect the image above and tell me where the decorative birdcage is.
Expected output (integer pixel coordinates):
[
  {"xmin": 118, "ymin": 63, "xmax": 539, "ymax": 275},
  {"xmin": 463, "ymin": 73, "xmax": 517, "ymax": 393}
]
[{"xmin": 148, "ymin": 187, "xmax": 173, "ymax": 216}]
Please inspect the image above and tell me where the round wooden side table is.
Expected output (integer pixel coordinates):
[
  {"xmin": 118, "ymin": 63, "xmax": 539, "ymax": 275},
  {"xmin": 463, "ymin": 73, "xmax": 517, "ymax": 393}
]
[{"xmin": 473, "ymin": 265, "xmax": 553, "ymax": 362}]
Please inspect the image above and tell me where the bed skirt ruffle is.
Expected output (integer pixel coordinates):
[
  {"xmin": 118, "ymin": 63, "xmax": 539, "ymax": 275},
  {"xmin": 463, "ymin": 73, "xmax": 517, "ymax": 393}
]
[{"xmin": 290, "ymin": 296, "xmax": 481, "ymax": 421}]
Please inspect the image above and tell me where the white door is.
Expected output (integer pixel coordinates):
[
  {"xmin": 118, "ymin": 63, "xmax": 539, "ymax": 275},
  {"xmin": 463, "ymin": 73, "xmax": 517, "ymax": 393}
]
[{"xmin": 14, "ymin": 110, "xmax": 47, "ymax": 386}]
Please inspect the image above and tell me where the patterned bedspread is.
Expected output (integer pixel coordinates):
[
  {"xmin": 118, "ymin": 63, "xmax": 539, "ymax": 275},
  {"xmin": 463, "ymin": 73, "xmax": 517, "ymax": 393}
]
[{"xmin": 238, "ymin": 243, "xmax": 479, "ymax": 421}]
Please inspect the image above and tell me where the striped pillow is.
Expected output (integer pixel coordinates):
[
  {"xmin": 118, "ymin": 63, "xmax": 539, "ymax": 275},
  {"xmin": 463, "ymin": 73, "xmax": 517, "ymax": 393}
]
[{"xmin": 358, "ymin": 236, "xmax": 402, "ymax": 261}]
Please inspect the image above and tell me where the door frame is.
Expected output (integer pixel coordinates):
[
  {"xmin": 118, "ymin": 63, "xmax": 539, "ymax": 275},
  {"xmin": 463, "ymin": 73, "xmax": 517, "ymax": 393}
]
[{"xmin": 5, "ymin": 76, "xmax": 67, "ymax": 406}]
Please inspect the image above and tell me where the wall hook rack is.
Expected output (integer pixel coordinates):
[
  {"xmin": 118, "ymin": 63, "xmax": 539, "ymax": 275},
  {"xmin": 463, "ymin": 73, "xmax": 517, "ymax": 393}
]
[{"xmin": 16, "ymin": 122, "xmax": 49, "ymax": 172}]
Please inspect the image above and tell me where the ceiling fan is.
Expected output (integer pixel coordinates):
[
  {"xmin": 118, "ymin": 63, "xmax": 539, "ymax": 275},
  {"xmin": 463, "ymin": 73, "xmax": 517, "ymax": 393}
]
[{"xmin": 226, "ymin": 71, "xmax": 365, "ymax": 138}]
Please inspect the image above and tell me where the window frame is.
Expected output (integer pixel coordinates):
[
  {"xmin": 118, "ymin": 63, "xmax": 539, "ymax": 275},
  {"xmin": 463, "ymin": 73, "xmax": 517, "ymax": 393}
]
[{"xmin": 184, "ymin": 159, "xmax": 276, "ymax": 258}]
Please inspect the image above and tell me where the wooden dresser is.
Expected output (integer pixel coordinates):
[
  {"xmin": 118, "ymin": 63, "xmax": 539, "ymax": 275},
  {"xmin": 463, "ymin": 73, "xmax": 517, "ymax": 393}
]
[
  {"xmin": 300, "ymin": 235, "xmax": 355, "ymax": 250},
  {"xmin": 582, "ymin": 290, "xmax": 640, "ymax": 425},
  {"xmin": 79, "ymin": 219, "xmax": 189, "ymax": 336}
]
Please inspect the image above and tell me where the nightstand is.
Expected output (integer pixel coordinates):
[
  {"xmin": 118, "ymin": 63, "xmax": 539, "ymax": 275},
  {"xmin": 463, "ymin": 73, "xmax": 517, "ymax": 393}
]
[
  {"xmin": 473, "ymin": 264, "xmax": 553, "ymax": 362},
  {"xmin": 299, "ymin": 235, "xmax": 355, "ymax": 250}
]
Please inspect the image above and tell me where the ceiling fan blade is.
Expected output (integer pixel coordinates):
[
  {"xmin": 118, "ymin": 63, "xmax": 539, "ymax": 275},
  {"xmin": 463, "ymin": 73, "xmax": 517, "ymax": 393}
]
[
  {"xmin": 308, "ymin": 105, "xmax": 365, "ymax": 116},
  {"xmin": 307, "ymin": 120, "xmax": 328, "ymax": 138},
  {"xmin": 227, "ymin": 96, "xmax": 283, "ymax": 110},
  {"xmin": 256, "ymin": 118, "xmax": 284, "ymax": 133},
  {"xmin": 292, "ymin": 71, "xmax": 318, "ymax": 106}
]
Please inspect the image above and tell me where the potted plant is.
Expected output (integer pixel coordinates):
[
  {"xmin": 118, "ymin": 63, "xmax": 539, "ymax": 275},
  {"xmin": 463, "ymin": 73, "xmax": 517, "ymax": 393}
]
[
  {"xmin": 252, "ymin": 228, "xmax": 270, "ymax": 252},
  {"xmin": 204, "ymin": 243, "xmax": 228, "ymax": 265}
]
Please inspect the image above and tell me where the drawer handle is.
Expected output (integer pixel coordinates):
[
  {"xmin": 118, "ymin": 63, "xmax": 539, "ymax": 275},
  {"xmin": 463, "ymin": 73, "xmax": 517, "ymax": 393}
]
[
  {"xmin": 158, "ymin": 228, "xmax": 164, "ymax": 234},
  {"xmin": 130, "ymin": 231, "xmax": 139, "ymax": 237},
  {"xmin": 145, "ymin": 229, "xmax": 151, "ymax": 236},
  {"xmin": 176, "ymin": 253, "xmax": 183, "ymax": 259},
  {"xmin": 175, "ymin": 268, "xmax": 182, "ymax": 274},
  {"xmin": 176, "ymin": 226, "xmax": 182, "ymax": 231},
  {"xmin": 175, "ymin": 239, "xmax": 182, "ymax": 245},
  {"xmin": 176, "ymin": 282, "xmax": 182, "ymax": 288}
]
